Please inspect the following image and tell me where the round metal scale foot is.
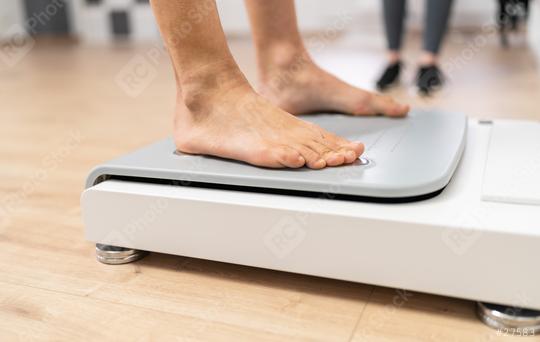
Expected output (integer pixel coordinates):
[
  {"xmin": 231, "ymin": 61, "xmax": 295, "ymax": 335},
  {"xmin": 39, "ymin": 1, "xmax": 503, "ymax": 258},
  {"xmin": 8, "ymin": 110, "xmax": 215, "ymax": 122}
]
[
  {"xmin": 95, "ymin": 244, "xmax": 148, "ymax": 265},
  {"xmin": 477, "ymin": 302, "xmax": 540, "ymax": 336}
]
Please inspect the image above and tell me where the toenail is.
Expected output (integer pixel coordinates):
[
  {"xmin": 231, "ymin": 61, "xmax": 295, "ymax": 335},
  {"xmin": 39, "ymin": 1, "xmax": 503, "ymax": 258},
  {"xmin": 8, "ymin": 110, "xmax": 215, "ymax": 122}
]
[
  {"xmin": 327, "ymin": 155, "xmax": 341, "ymax": 164},
  {"xmin": 346, "ymin": 150, "xmax": 356, "ymax": 160}
]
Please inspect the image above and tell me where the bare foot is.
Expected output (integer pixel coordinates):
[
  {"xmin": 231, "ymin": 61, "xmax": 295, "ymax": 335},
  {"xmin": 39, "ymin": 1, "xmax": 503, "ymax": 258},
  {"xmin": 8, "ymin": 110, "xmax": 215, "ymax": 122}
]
[
  {"xmin": 257, "ymin": 46, "xmax": 410, "ymax": 117},
  {"xmin": 174, "ymin": 66, "xmax": 364, "ymax": 169}
]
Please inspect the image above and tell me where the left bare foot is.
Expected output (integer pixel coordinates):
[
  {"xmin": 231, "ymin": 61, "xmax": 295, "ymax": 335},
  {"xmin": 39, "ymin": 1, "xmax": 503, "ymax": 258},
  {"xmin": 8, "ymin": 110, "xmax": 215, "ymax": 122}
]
[{"xmin": 257, "ymin": 46, "xmax": 409, "ymax": 117}]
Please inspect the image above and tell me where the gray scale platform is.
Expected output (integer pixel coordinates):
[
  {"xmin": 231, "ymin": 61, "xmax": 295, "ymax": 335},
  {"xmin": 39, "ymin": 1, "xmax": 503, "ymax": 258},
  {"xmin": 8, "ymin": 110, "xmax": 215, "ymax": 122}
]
[{"xmin": 86, "ymin": 110, "xmax": 467, "ymax": 199}]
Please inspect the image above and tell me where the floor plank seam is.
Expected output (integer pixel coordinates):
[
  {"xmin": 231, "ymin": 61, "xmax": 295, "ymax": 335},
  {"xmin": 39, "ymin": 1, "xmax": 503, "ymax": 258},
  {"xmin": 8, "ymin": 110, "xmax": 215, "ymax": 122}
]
[
  {"xmin": 346, "ymin": 286, "xmax": 375, "ymax": 342},
  {"xmin": 0, "ymin": 278, "xmax": 97, "ymax": 299},
  {"xmin": 0, "ymin": 278, "xmax": 294, "ymax": 337},
  {"xmin": 0, "ymin": 278, "xmax": 195, "ymax": 318}
]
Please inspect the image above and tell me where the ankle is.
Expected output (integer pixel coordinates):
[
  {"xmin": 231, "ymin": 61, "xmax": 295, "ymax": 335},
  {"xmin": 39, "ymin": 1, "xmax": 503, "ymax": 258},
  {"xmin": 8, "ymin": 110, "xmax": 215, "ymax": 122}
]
[
  {"xmin": 257, "ymin": 42, "xmax": 312, "ymax": 84},
  {"xmin": 177, "ymin": 62, "xmax": 250, "ymax": 113},
  {"xmin": 419, "ymin": 52, "xmax": 438, "ymax": 66},
  {"xmin": 387, "ymin": 51, "xmax": 401, "ymax": 64}
]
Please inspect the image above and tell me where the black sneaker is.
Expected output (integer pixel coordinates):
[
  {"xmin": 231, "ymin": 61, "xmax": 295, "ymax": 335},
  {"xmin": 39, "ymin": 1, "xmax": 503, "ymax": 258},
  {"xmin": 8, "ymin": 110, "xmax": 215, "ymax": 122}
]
[
  {"xmin": 376, "ymin": 62, "xmax": 401, "ymax": 91},
  {"xmin": 416, "ymin": 65, "xmax": 444, "ymax": 95}
]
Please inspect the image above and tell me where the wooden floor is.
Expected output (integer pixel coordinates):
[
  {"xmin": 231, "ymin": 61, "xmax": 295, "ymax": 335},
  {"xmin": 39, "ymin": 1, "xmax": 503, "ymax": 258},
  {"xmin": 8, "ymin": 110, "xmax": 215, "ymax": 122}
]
[{"xmin": 1, "ymin": 30, "xmax": 539, "ymax": 341}]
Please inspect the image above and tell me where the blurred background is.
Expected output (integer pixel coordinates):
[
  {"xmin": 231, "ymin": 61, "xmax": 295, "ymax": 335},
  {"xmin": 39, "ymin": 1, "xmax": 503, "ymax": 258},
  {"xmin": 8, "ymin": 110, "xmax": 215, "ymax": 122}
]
[
  {"xmin": 1, "ymin": 0, "xmax": 538, "ymax": 193},
  {"xmin": 0, "ymin": 1, "xmax": 538, "ymax": 157},
  {"xmin": 0, "ymin": 2, "xmax": 539, "ymax": 339},
  {"xmin": 1, "ymin": 1, "xmax": 538, "ymax": 96},
  {"xmin": 0, "ymin": 1, "xmax": 534, "ymax": 41},
  {"xmin": 1, "ymin": 1, "xmax": 537, "ymax": 135}
]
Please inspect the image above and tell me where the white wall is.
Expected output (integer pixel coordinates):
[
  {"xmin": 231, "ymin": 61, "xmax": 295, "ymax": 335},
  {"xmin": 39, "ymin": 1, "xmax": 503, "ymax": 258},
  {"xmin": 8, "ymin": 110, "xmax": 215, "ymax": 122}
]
[
  {"xmin": 0, "ymin": 0, "xmax": 506, "ymax": 43},
  {"xmin": 219, "ymin": 0, "xmax": 497, "ymax": 35},
  {"xmin": 69, "ymin": 0, "xmax": 161, "ymax": 43},
  {"xmin": 530, "ymin": 1, "xmax": 540, "ymax": 58},
  {"xmin": 218, "ymin": 0, "xmax": 358, "ymax": 34},
  {"xmin": 0, "ymin": 2, "xmax": 26, "ymax": 40}
]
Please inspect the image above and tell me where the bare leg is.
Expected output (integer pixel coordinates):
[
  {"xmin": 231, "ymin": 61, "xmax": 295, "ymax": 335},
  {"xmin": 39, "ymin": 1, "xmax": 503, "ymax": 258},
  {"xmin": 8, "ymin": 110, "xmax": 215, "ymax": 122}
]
[
  {"xmin": 245, "ymin": 0, "xmax": 409, "ymax": 117},
  {"xmin": 150, "ymin": 0, "xmax": 364, "ymax": 169},
  {"xmin": 419, "ymin": 52, "xmax": 437, "ymax": 66}
]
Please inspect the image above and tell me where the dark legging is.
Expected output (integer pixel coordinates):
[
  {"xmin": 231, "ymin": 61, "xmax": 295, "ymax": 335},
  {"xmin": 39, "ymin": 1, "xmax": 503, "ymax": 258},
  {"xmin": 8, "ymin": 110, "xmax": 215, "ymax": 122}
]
[{"xmin": 382, "ymin": 0, "xmax": 454, "ymax": 54}]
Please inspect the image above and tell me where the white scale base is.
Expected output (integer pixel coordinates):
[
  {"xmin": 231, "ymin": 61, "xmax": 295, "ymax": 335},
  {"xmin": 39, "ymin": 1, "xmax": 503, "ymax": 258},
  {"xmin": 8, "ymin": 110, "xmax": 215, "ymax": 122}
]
[{"xmin": 82, "ymin": 119, "xmax": 540, "ymax": 332}]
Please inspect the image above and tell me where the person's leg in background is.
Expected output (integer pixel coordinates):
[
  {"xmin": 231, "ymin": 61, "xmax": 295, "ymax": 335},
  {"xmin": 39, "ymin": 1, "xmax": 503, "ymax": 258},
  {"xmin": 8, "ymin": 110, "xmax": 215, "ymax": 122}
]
[
  {"xmin": 244, "ymin": 0, "xmax": 409, "ymax": 117},
  {"xmin": 416, "ymin": 0, "xmax": 454, "ymax": 94},
  {"xmin": 150, "ymin": 0, "xmax": 364, "ymax": 169},
  {"xmin": 376, "ymin": 0, "xmax": 406, "ymax": 91}
]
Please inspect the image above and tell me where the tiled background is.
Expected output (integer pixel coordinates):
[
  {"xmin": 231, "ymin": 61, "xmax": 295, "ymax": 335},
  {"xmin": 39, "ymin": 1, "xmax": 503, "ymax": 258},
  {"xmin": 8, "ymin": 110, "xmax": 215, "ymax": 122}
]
[
  {"xmin": 2, "ymin": 0, "xmax": 537, "ymax": 48},
  {"xmin": 72, "ymin": 0, "xmax": 159, "ymax": 42},
  {"xmin": 69, "ymin": 0, "xmax": 370, "ymax": 43},
  {"xmin": 70, "ymin": 0, "xmax": 498, "ymax": 43}
]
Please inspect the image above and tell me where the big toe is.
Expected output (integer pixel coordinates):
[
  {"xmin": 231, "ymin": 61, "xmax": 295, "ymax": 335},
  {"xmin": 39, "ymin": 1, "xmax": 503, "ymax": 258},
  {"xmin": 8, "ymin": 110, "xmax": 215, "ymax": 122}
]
[
  {"xmin": 344, "ymin": 141, "xmax": 365, "ymax": 161},
  {"xmin": 323, "ymin": 132, "xmax": 364, "ymax": 164},
  {"xmin": 300, "ymin": 132, "xmax": 348, "ymax": 167}
]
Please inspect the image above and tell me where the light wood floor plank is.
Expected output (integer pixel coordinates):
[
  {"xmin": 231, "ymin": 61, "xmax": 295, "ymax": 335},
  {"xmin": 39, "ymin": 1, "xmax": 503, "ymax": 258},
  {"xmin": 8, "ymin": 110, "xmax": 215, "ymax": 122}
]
[
  {"xmin": 0, "ymin": 281, "xmax": 294, "ymax": 341},
  {"xmin": 1, "ymin": 30, "xmax": 539, "ymax": 341}
]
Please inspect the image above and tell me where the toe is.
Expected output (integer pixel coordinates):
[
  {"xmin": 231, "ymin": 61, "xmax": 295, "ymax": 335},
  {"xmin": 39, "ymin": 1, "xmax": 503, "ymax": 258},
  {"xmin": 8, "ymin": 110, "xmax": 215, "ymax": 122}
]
[
  {"xmin": 309, "ymin": 141, "xmax": 346, "ymax": 167},
  {"xmin": 318, "ymin": 131, "xmax": 364, "ymax": 164},
  {"xmin": 274, "ymin": 146, "xmax": 306, "ymax": 168},
  {"xmin": 323, "ymin": 132, "xmax": 364, "ymax": 162},
  {"xmin": 346, "ymin": 141, "xmax": 365, "ymax": 158},
  {"xmin": 339, "ymin": 148, "xmax": 359, "ymax": 164},
  {"xmin": 336, "ymin": 142, "xmax": 364, "ymax": 163},
  {"xmin": 245, "ymin": 145, "xmax": 300, "ymax": 169},
  {"xmin": 300, "ymin": 124, "xmax": 348, "ymax": 167},
  {"xmin": 322, "ymin": 149, "xmax": 345, "ymax": 166},
  {"xmin": 296, "ymin": 145, "xmax": 327, "ymax": 169}
]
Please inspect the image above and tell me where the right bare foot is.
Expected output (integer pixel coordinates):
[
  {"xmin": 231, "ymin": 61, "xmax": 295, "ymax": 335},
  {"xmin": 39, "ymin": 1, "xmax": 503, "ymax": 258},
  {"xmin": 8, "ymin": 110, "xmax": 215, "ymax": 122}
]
[{"xmin": 174, "ymin": 66, "xmax": 364, "ymax": 169}]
